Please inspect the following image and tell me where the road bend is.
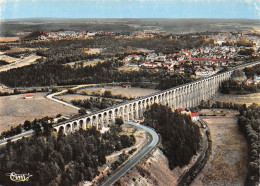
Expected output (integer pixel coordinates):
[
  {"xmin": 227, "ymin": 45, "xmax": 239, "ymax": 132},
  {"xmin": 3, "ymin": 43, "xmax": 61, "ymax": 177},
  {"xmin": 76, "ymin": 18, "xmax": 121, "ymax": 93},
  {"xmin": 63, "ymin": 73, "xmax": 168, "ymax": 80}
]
[
  {"xmin": 46, "ymin": 92, "xmax": 81, "ymax": 110},
  {"xmin": 101, "ymin": 122, "xmax": 159, "ymax": 186}
]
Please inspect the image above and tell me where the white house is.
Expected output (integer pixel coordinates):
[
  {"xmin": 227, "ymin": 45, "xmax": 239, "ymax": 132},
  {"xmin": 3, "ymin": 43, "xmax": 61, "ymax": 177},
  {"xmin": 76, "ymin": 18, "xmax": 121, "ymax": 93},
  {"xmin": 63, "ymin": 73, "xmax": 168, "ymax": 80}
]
[
  {"xmin": 191, "ymin": 113, "xmax": 200, "ymax": 121},
  {"xmin": 24, "ymin": 95, "xmax": 34, "ymax": 99}
]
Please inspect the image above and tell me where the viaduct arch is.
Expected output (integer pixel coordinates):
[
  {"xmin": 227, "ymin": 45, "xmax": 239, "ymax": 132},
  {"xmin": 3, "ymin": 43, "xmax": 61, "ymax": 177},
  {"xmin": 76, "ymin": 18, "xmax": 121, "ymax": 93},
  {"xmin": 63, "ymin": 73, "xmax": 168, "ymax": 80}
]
[{"xmin": 53, "ymin": 61, "xmax": 260, "ymax": 134}]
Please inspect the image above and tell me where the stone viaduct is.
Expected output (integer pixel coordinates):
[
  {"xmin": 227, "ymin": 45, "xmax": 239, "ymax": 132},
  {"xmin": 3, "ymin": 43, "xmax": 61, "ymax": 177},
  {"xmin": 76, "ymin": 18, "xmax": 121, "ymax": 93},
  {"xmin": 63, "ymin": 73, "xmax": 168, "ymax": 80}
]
[{"xmin": 53, "ymin": 61, "xmax": 260, "ymax": 134}]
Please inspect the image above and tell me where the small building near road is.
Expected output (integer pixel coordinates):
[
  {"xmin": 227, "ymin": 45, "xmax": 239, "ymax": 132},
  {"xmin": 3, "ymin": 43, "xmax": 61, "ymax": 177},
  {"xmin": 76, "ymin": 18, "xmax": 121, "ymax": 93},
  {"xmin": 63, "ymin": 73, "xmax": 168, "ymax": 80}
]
[
  {"xmin": 24, "ymin": 95, "xmax": 34, "ymax": 99},
  {"xmin": 191, "ymin": 113, "xmax": 200, "ymax": 122},
  {"xmin": 122, "ymin": 84, "xmax": 132, "ymax": 88}
]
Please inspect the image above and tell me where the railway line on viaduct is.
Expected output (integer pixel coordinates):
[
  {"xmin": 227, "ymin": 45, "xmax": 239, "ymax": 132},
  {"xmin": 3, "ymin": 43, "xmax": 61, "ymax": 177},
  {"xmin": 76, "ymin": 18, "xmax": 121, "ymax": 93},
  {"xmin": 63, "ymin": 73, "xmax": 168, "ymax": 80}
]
[{"xmin": 53, "ymin": 60, "xmax": 260, "ymax": 134}]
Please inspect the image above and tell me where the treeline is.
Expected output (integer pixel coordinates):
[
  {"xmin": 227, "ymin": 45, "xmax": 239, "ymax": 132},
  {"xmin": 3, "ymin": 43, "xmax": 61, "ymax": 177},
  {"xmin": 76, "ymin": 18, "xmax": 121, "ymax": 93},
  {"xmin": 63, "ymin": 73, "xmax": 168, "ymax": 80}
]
[
  {"xmin": 71, "ymin": 97, "xmax": 122, "ymax": 111},
  {"xmin": 143, "ymin": 104, "xmax": 201, "ymax": 169},
  {"xmin": 0, "ymin": 45, "xmax": 11, "ymax": 51},
  {"xmin": 0, "ymin": 59, "xmax": 122, "ymax": 87},
  {"xmin": 79, "ymin": 90, "xmax": 135, "ymax": 100},
  {"xmin": 6, "ymin": 51, "xmax": 32, "ymax": 58},
  {"xmin": 0, "ymin": 125, "xmax": 136, "ymax": 186},
  {"xmin": 0, "ymin": 87, "xmax": 51, "ymax": 97},
  {"xmin": 238, "ymin": 104, "xmax": 259, "ymax": 186},
  {"xmin": 0, "ymin": 116, "xmax": 55, "ymax": 139},
  {"xmin": 243, "ymin": 64, "xmax": 260, "ymax": 78},
  {"xmin": 221, "ymin": 80, "xmax": 259, "ymax": 94},
  {"xmin": 21, "ymin": 35, "xmax": 208, "ymax": 54},
  {"xmin": 0, "ymin": 60, "xmax": 9, "ymax": 66},
  {"xmin": 0, "ymin": 59, "xmax": 192, "ymax": 90},
  {"xmin": 36, "ymin": 47, "xmax": 100, "ymax": 65},
  {"xmin": 238, "ymin": 49, "xmax": 255, "ymax": 56},
  {"xmin": 157, "ymin": 74, "xmax": 193, "ymax": 90},
  {"xmin": 199, "ymin": 99, "xmax": 247, "ymax": 110}
]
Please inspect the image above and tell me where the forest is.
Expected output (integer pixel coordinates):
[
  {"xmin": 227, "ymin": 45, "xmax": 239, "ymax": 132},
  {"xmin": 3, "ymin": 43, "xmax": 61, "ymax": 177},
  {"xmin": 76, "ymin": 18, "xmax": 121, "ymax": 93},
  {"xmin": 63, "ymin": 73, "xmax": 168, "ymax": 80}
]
[
  {"xmin": 21, "ymin": 35, "xmax": 208, "ymax": 54},
  {"xmin": 0, "ymin": 116, "xmax": 54, "ymax": 139},
  {"xmin": 78, "ymin": 90, "xmax": 135, "ymax": 100},
  {"xmin": 0, "ymin": 125, "xmax": 136, "ymax": 186},
  {"xmin": 0, "ymin": 59, "xmax": 193, "ymax": 90},
  {"xmin": 0, "ymin": 87, "xmax": 51, "ymax": 97},
  {"xmin": 238, "ymin": 104, "xmax": 260, "ymax": 186},
  {"xmin": 0, "ymin": 60, "xmax": 9, "ymax": 66},
  {"xmin": 143, "ymin": 104, "xmax": 201, "ymax": 169}
]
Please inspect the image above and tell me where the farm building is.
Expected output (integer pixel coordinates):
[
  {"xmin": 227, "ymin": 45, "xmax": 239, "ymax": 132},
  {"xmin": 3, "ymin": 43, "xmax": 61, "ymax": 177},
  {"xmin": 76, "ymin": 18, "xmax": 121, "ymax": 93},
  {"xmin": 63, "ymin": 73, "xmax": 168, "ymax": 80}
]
[
  {"xmin": 24, "ymin": 95, "xmax": 34, "ymax": 99},
  {"xmin": 191, "ymin": 113, "xmax": 200, "ymax": 121},
  {"xmin": 122, "ymin": 84, "xmax": 132, "ymax": 88}
]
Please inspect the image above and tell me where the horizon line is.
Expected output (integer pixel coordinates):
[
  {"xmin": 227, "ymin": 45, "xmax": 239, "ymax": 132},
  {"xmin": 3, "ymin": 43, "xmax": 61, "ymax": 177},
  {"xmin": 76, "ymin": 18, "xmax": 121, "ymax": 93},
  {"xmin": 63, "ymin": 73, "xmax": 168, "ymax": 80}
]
[{"xmin": 2, "ymin": 17, "xmax": 260, "ymax": 21}]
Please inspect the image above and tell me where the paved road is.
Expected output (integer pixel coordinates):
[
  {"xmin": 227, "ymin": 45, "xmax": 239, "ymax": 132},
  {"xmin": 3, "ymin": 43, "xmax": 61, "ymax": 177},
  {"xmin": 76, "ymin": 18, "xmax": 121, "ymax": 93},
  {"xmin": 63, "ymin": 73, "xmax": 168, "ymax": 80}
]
[
  {"xmin": 46, "ymin": 91, "xmax": 81, "ymax": 110},
  {"xmin": 46, "ymin": 83, "xmax": 116, "ymax": 111},
  {"xmin": 0, "ymin": 130, "xmax": 33, "ymax": 145},
  {"xmin": 0, "ymin": 54, "xmax": 42, "ymax": 72},
  {"xmin": 101, "ymin": 122, "xmax": 159, "ymax": 186}
]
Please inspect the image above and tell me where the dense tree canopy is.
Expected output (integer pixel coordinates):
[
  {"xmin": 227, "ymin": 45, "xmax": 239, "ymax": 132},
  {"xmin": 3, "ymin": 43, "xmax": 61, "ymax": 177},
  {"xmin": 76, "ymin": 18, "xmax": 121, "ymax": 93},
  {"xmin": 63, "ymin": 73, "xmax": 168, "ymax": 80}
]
[
  {"xmin": 21, "ymin": 35, "xmax": 207, "ymax": 54},
  {"xmin": 238, "ymin": 103, "xmax": 260, "ymax": 186},
  {"xmin": 0, "ymin": 59, "xmax": 192, "ymax": 90},
  {"xmin": 71, "ymin": 97, "xmax": 121, "ymax": 111},
  {"xmin": 143, "ymin": 104, "xmax": 201, "ymax": 169},
  {"xmin": 0, "ymin": 125, "xmax": 135, "ymax": 186}
]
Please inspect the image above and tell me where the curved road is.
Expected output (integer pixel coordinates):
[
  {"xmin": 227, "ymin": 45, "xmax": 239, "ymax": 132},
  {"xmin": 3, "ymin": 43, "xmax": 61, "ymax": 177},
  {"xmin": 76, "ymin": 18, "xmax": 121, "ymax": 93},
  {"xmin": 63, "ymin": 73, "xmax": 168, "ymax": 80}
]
[
  {"xmin": 46, "ymin": 83, "xmax": 125, "ymax": 111},
  {"xmin": 46, "ymin": 91, "xmax": 81, "ymax": 110},
  {"xmin": 101, "ymin": 122, "xmax": 159, "ymax": 186}
]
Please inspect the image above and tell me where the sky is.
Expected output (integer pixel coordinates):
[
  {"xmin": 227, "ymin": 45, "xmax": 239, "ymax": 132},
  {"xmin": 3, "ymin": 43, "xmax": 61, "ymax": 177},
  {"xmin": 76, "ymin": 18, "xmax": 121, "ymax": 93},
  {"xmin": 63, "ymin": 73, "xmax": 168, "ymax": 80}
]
[{"xmin": 0, "ymin": 0, "xmax": 260, "ymax": 20}]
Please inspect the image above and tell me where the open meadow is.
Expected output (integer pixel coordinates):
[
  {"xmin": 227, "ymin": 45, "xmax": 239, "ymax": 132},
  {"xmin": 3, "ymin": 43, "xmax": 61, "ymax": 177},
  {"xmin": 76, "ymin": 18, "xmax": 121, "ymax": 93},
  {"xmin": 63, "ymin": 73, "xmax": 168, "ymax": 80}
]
[
  {"xmin": 213, "ymin": 92, "xmax": 260, "ymax": 106},
  {"xmin": 78, "ymin": 86, "xmax": 158, "ymax": 98},
  {"xmin": 57, "ymin": 94, "xmax": 124, "ymax": 103},
  {"xmin": 191, "ymin": 109, "xmax": 247, "ymax": 186},
  {"xmin": 0, "ymin": 93, "xmax": 77, "ymax": 133}
]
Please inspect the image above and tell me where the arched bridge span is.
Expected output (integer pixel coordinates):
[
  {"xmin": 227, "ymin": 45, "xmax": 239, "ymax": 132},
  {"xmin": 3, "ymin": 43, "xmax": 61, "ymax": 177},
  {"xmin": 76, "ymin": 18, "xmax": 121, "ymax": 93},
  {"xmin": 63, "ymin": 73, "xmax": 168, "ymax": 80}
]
[{"xmin": 53, "ymin": 61, "xmax": 260, "ymax": 134}]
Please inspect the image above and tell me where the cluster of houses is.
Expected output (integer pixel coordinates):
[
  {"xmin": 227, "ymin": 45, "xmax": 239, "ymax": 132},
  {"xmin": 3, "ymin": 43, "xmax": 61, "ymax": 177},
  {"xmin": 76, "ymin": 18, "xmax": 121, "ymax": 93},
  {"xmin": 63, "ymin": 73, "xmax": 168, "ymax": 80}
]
[
  {"xmin": 38, "ymin": 30, "xmax": 160, "ymax": 41},
  {"xmin": 123, "ymin": 45, "xmax": 247, "ymax": 77},
  {"xmin": 38, "ymin": 31, "xmax": 99, "ymax": 40},
  {"xmin": 115, "ymin": 30, "xmax": 163, "ymax": 39}
]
